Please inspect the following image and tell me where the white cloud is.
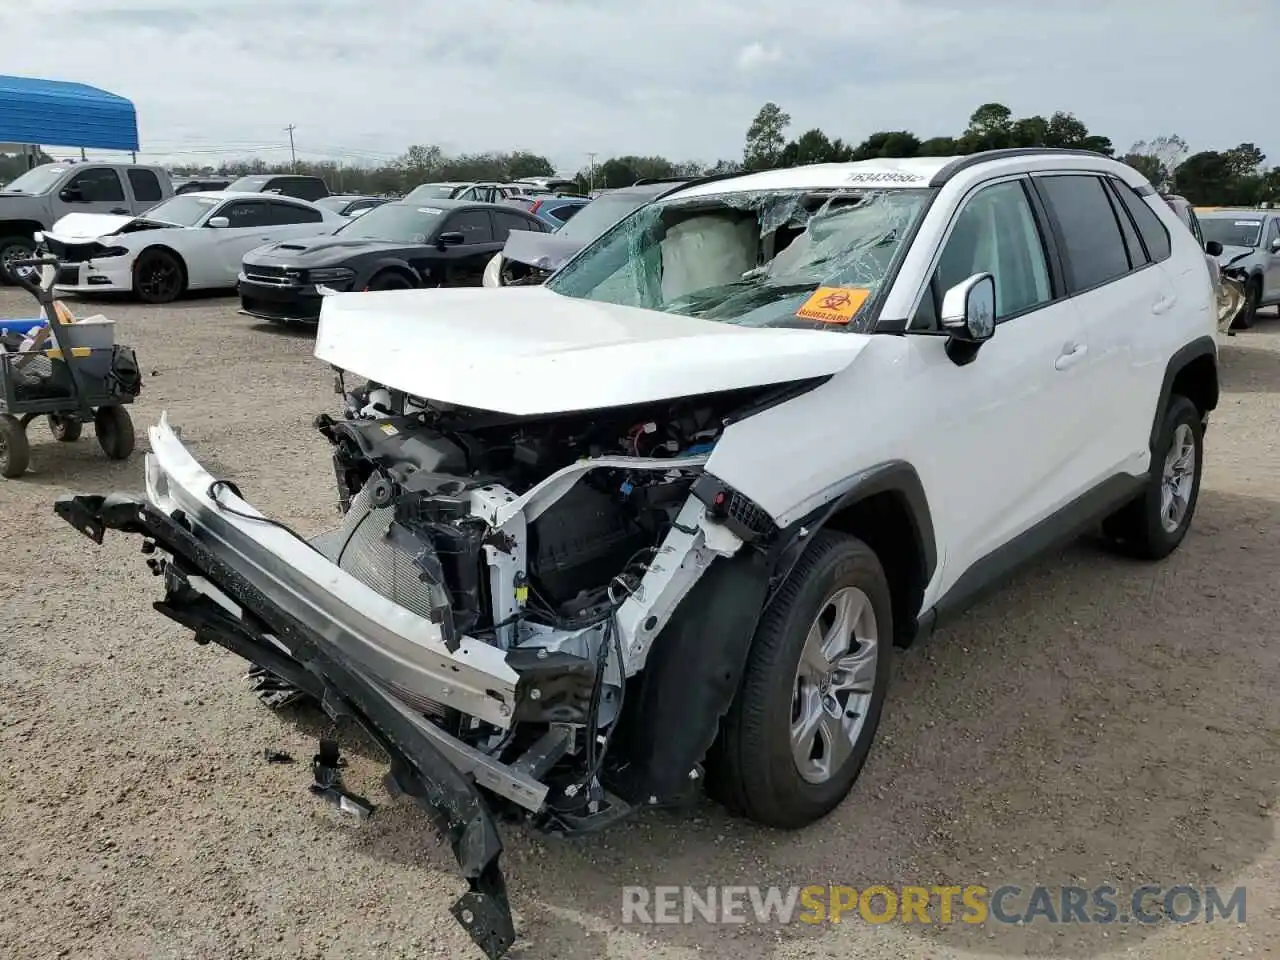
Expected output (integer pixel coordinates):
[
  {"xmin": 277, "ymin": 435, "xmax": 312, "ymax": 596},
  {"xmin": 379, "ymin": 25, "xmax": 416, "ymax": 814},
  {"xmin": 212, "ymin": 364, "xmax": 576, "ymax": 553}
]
[
  {"xmin": 737, "ymin": 42, "xmax": 783, "ymax": 71},
  {"xmin": 0, "ymin": 0, "xmax": 1276, "ymax": 175}
]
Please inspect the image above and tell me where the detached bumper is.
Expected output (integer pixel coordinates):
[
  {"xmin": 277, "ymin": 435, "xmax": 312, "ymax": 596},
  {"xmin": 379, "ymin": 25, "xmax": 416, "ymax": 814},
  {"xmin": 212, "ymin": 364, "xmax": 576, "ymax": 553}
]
[{"xmin": 51, "ymin": 415, "xmax": 536, "ymax": 958}]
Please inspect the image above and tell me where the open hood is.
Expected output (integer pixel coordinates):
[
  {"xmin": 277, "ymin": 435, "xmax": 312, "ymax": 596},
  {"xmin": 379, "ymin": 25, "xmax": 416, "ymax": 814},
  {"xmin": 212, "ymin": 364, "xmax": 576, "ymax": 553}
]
[
  {"xmin": 500, "ymin": 229, "xmax": 585, "ymax": 273},
  {"xmin": 313, "ymin": 286, "xmax": 867, "ymax": 416},
  {"xmin": 45, "ymin": 212, "xmax": 139, "ymax": 242}
]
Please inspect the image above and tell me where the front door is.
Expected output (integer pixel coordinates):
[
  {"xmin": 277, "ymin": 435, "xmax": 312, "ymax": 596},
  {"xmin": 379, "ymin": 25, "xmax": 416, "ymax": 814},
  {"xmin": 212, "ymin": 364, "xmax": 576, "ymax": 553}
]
[
  {"xmin": 437, "ymin": 209, "xmax": 499, "ymax": 286},
  {"xmin": 204, "ymin": 199, "xmax": 277, "ymax": 286},
  {"xmin": 907, "ymin": 176, "xmax": 1094, "ymax": 595},
  {"xmin": 54, "ymin": 167, "xmax": 131, "ymax": 219},
  {"xmin": 1263, "ymin": 217, "xmax": 1280, "ymax": 302}
]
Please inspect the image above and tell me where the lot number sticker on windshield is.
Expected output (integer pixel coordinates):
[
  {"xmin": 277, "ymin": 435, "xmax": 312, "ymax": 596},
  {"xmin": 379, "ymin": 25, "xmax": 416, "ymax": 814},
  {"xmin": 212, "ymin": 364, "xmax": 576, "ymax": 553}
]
[{"xmin": 796, "ymin": 287, "xmax": 871, "ymax": 324}]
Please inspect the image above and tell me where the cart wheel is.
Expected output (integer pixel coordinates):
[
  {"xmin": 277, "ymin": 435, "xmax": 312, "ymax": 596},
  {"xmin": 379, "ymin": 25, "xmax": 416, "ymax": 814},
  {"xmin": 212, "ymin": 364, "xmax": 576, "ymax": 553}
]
[
  {"xmin": 94, "ymin": 406, "xmax": 136, "ymax": 460},
  {"xmin": 47, "ymin": 414, "xmax": 83, "ymax": 442},
  {"xmin": 0, "ymin": 415, "xmax": 30, "ymax": 478}
]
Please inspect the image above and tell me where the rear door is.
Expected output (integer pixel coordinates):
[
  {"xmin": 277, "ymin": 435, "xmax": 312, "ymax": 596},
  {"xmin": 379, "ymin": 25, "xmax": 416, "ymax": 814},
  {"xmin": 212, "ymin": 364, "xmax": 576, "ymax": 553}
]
[
  {"xmin": 125, "ymin": 169, "xmax": 165, "ymax": 215},
  {"xmin": 1031, "ymin": 173, "xmax": 1178, "ymax": 484},
  {"xmin": 908, "ymin": 176, "xmax": 1094, "ymax": 579},
  {"xmin": 437, "ymin": 209, "xmax": 497, "ymax": 285}
]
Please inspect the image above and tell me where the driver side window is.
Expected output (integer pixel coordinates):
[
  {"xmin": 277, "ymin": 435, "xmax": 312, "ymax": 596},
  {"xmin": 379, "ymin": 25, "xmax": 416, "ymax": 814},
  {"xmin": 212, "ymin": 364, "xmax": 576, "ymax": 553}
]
[{"xmin": 915, "ymin": 179, "xmax": 1052, "ymax": 328}]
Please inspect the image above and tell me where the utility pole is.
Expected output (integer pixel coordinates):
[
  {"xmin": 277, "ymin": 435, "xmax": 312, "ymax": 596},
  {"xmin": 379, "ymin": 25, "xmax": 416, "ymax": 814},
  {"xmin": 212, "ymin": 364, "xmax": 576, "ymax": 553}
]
[
  {"xmin": 284, "ymin": 124, "xmax": 297, "ymax": 171},
  {"xmin": 586, "ymin": 152, "xmax": 597, "ymax": 193}
]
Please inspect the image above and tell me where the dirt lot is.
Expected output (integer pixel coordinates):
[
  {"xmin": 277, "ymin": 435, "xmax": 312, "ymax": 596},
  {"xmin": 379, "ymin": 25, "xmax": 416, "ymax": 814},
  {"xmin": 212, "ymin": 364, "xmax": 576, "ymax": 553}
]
[{"xmin": 0, "ymin": 289, "xmax": 1276, "ymax": 960}]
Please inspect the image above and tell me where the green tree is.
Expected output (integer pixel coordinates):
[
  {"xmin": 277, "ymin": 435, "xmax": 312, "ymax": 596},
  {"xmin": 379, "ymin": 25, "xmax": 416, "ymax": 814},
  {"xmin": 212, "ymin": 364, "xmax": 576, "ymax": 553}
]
[
  {"xmin": 507, "ymin": 151, "xmax": 556, "ymax": 179},
  {"xmin": 917, "ymin": 136, "xmax": 959, "ymax": 156},
  {"xmin": 743, "ymin": 101, "xmax": 791, "ymax": 171},
  {"xmin": 1174, "ymin": 151, "xmax": 1234, "ymax": 205},
  {"xmin": 1222, "ymin": 142, "xmax": 1265, "ymax": 178}
]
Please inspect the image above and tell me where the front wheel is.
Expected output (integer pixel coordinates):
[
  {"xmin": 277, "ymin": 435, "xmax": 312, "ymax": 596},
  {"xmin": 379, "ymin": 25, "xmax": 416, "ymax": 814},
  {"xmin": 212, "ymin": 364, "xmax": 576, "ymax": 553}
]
[
  {"xmin": 94, "ymin": 406, "xmax": 136, "ymax": 460},
  {"xmin": 1232, "ymin": 279, "xmax": 1260, "ymax": 330},
  {"xmin": 48, "ymin": 414, "xmax": 83, "ymax": 442},
  {"xmin": 133, "ymin": 248, "xmax": 186, "ymax": 304},
  {"xmin": 0, "ymin": 235, "xmax": 36, "ymax": 285},
  {"xmin": 710, "ymin": 530, "xmax": 892, "ymax": 828},
  {"xmin": 1103, "ymin": 395, "xmax": 1203, "ymax": 560},
  {"xmin": 365, "ymin": 271, "xmax": 412, "ymax": 292}
]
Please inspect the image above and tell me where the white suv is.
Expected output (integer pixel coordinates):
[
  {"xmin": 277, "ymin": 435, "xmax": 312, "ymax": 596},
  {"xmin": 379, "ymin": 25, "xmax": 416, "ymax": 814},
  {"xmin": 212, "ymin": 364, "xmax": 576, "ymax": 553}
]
[{"xmin": 60, "ymin": 148, "xmax": 1219, "ymax": 959}]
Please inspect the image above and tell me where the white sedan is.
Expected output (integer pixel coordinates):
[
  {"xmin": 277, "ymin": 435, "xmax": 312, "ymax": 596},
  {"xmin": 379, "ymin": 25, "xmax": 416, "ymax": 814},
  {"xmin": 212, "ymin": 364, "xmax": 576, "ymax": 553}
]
[{"xmin": 41, "ymin": 192, "xmax": 347, "ymax": 304}]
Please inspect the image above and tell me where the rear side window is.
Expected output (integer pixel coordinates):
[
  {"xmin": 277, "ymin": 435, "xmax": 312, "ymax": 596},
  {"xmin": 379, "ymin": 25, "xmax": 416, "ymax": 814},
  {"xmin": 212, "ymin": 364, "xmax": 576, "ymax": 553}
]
[
  {"xmin": 127, "ymin": 169, "xmax": 163, "ymax": 202},
  {"xmin": 1111, "ymin": 182, "xmax": 1172, "ymax": 262},
  {"xmin": 549, "ymin": 203, "xmax": 582, "ymax": 223},
  {"xmin": 493, "ymin": 211, "xmax": 541, "ymax": 241},
  {"xmin": 1035, "ymin": 175, "xmax": 1131, "ymax": 293},
  {"xmin": 268, "ymin": 200, "xmax": 323, "ymax": 224},
  {"xmin": 270, "ymin": 177, "xmax": 326, "ymax": 201}
]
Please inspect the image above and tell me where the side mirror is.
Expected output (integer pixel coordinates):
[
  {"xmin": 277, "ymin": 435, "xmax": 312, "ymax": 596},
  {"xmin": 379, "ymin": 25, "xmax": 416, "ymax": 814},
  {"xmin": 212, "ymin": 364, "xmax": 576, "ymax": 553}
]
[
  {"xmin": 939, "ymin": 273, "xmax": 995, "ymax": 366},
  {"xmin": 207, "ymin": 216, "xmax": 230, "ymax": 229},
  {"xmin": 437, "ymin": 231, "xmax": 464, "ymax": 248},
  {"xmin": 59, "ymin": 187, "xmax": 83, "ymax": 202},
  {"xmin": 940, "ymin": 273, "xmax": 996, "ymax": 342},
  {"xmin": 1205, "ymin": 240, "xmax": 1223, "ymax": 257},
  {"xmin": 1271, "ymin": 237, "xmax": 1280, "ymax": 254}
]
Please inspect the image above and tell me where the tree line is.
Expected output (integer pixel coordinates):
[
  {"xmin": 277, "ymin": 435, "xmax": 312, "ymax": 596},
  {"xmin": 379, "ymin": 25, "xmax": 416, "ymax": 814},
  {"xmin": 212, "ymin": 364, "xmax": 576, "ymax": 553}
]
[{"xmin": 4, "ymin": 101, "xmax": 1276, "ymax": 206}]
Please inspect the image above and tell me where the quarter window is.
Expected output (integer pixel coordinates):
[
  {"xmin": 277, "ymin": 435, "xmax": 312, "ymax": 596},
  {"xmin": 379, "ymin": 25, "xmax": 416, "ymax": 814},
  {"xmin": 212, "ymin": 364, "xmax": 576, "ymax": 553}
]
[
  {"xmin": 492, "ymin": 211, "xmax": 541, "ymax": 242},
  {"xmin": 1110, "ymin": 181, "xmax": 1172, "ymax": 263},
  {"xmin": 1035, "ymin": 175, "xmax": 1132, "ymax": 292},
  {"xmin": 919, "ymin": 179, "xmax": 1052, "ymax": 326}
]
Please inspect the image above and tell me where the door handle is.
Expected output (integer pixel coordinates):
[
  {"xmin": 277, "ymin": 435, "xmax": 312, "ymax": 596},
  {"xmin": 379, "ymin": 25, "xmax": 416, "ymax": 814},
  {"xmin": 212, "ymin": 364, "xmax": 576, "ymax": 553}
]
[
  {"xmin": 1152, "ymin": 294, "xmax": 1177, "ymax": 315},
  {"xmin": 1055, "ymin": 342, "xmax": 1088, "ymax": 371}
]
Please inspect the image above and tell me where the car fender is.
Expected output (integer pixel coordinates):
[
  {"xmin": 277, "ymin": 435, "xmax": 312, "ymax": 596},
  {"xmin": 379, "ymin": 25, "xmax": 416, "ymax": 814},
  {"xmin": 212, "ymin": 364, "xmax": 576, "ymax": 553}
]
[
  {"xmin": 1149, "ymin": 335, "xmax": 1218, "ymax": 450},
  {"xmin": 354, "ymin": 257, "xmax": 421, "ymax": 289}
]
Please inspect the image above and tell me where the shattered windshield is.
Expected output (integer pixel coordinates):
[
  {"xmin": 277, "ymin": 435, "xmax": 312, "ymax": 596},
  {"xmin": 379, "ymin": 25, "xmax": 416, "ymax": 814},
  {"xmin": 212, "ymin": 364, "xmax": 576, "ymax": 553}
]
[{"xmin": 545, "ymin": 187, "xmax": 932, "ymax": 329}]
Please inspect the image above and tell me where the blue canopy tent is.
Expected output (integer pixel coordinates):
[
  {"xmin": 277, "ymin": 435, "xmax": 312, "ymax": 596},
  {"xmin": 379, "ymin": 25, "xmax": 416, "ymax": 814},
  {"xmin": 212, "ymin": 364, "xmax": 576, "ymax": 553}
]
[{"xmin": 0, "ymin": 75, "xmax": 139, "ymax": 153}]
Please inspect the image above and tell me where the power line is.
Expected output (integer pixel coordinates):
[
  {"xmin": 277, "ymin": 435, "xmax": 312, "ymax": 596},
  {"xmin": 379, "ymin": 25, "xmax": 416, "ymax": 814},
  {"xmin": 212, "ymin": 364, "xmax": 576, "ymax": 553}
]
[{"xmin": 284, "ymin": 124, "xmax": 297, "ymax": 172}]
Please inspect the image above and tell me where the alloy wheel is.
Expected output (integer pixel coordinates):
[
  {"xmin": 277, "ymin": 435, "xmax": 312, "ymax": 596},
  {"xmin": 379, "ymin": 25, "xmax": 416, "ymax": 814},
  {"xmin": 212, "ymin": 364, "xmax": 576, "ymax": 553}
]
[
  {"xmin": 1160, "ymin": 422, "xmax": 1196, "ymax": 533},
  {"xmin": 791, "ymin": 586, "xmax": 879, "ymax": 785}
]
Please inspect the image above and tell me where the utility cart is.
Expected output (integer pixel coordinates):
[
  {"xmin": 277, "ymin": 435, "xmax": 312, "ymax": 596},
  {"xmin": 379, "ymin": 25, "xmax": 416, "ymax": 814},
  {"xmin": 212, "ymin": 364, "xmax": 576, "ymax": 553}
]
[{"xmin": 0, "ymin": 256, "xmax": 143, "ymax": 478}]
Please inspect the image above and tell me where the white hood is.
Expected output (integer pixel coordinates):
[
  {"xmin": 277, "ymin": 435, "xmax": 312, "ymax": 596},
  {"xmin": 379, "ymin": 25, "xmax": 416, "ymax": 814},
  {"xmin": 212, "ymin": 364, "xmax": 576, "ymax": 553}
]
[
  {"xmin": 314, "ymin": 286, "xmax": 869, "ymax": 416},
  {"xmin": 46, "ymin": 212, "xmax": 138, "ymax": 242}
]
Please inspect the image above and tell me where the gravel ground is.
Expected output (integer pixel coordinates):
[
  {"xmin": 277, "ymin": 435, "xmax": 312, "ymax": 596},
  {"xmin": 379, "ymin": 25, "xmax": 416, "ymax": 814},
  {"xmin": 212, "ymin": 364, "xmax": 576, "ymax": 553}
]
[{"xmin": 0, "ymin": 289, "xmax": 1277, "ymax": 960}]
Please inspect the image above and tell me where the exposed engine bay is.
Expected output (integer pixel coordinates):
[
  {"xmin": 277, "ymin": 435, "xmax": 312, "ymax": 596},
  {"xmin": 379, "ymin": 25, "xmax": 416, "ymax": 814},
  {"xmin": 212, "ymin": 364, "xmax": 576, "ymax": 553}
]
[
  {"xmin": 303, "ymin": 374, "xmax": 792, "ymax": 791},
  {"xmin": 52, "ymin": 372, "xmax": 818, "ymax": 959}
]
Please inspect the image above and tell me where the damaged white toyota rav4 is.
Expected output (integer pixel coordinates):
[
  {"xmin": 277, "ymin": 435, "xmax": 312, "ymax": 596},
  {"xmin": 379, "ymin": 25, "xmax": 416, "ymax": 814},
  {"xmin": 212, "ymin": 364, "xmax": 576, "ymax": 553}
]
[{"xmin": 59, "ymin": 148, "xmax": 1219, "ymax": 957}]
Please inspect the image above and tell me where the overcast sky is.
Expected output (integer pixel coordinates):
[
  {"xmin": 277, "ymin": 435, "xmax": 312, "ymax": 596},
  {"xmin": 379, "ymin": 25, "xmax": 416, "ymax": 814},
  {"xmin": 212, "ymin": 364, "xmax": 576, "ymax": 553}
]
[{"xmin": 2, "ymin": 0, "xmax": 1277, "ymax": 174}]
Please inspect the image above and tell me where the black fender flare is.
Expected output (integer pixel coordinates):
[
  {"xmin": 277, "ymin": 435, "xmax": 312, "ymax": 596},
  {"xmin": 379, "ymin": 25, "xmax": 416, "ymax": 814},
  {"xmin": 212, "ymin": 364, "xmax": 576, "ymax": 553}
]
[
  {"xmin": 1148, "ymin": 335, "xmax": 1218, "ymax": 452},
  {"xmin": 765, "ymin": 460, "xmax": 937, "ymax": 607},
  {"xmin": 356, "ymin": 258, "xmax": 420, "ymax": 289}
]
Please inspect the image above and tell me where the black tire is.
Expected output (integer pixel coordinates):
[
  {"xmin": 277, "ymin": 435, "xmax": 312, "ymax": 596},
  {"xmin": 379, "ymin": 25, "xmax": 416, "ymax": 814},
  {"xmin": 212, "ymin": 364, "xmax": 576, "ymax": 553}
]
[
  {"xmin": 0, "ymin": 234, "xmax": 35, "ymax": 285},
  {"xmin": 710, "ymin": 530, "xmax": 892, "ymax": 829},
  {"xmin": 1232, "ymin": 278, "xmax": 1260, "ymax": 330},
  {"xmin": 1103, "ymin": 395, "xmax": 1203, "ymax": 560},
  {"xmin": 47, "ymin": 414, "xmax": 83, "ymax": 442},
  {"xmin": 94, "ymin": 406, "xmax": 136, "ymax": 460},
  {"xmin": 132, "ymin": 248, "xmax": 186, "ymax": 304},
  {"xmin": 0, "ymin": 414, "xmax": 30, "ymax": 478},
  {"xmin": 366, "ymin": 271, "xmax": 412, "ymax": 291}
]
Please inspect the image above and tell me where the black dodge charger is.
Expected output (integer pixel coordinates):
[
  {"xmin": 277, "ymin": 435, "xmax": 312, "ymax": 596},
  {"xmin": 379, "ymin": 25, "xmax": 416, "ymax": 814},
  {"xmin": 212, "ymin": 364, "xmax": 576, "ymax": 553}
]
[{"xmin": 237, "ymin": 198, "xmax": 549, "ymax": 324}]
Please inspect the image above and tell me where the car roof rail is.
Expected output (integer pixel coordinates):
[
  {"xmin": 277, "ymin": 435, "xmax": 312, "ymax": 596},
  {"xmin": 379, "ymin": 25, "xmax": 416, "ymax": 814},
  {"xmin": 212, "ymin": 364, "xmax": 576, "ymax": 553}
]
[{"xmin": 928, "ymin": 147, "xmax": 1112, "ymax": 187}]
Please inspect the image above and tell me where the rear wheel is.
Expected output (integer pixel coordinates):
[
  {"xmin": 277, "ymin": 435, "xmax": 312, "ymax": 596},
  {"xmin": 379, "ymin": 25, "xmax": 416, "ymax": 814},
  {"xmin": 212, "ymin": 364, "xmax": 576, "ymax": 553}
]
[
  {"xmin": 94, "ymin": 406, "xmax": 136, "ymax": 460},
  {"xmin": 47, "ymin": 414, "xmax": 83, "ymax": 442},
  {"xmin": 711, "ymin": 531, "xmax": 892, "ymax": 828},
  {"xmin": 365, "ymin": 271, "xmax": 412, "ymax": 291},
  {"xmin": 133, "ymin": 248, "xmax": 186, "ymax": 304},
  {"xmin": 0, "ymin": 415, "xmax": 30, "ymax": 478},
  {"xmin": 1103, "ymin": 395, "xmax": 1203, "ymax": 560}
]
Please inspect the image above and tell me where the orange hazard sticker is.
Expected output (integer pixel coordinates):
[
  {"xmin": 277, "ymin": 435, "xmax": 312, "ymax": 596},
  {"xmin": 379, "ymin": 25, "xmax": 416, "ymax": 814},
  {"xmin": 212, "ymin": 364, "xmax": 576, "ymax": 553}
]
[{"xmin": 795, "ymin": 286, "xmax": 870, "ymax": 324}]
